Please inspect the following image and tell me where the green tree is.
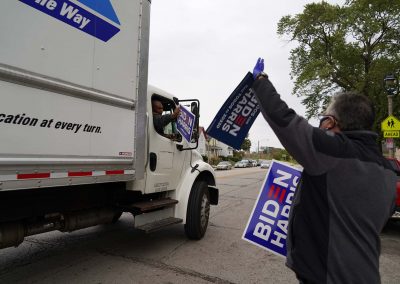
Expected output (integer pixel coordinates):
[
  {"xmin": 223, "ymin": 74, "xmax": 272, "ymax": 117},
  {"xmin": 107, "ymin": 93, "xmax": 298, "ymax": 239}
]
[
  {"xmin": 271, "ymin": 148, "xmax": 293, "ymax": 162},
  {"xmin": 232, "ymin": 150, "xmax": 243, "ymax": 162},
  {"xmin": 277, "ymin": 0, "xmax": 400, "ymax": 133},
  {"xmin": 241, "ymin": 138, "xmax": 252, "ymax": 152}
]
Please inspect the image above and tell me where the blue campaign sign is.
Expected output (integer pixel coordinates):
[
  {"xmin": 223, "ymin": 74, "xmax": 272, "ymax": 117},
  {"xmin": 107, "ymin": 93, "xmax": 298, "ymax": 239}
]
[
  {"xmin": 242, "ymin": 161, "xmax": 302, "ymax": 258},
  {"xmin": 177, "ymin": 105, "xmax": 195, "ymax": 143},
  {"xmin": 206, "ymin": 72, "xmax": 260, "ymax": 150},
  {"xmin": 20, "ymin": 0, "xmax": 121, "ymax": 42}
]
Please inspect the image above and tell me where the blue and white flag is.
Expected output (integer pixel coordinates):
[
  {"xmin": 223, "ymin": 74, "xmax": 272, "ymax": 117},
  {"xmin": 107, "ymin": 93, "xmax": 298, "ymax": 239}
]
[
  {"xmin": 177, "ymin": 105, "xmax": 195, "ymax": 143},
  {"xmin": 206, "ymin": 72, "xmax": 260, "ymax": 150},
  {"xmin": 242, "ymin": 161, "xmax": 302, "ymax": 258}
]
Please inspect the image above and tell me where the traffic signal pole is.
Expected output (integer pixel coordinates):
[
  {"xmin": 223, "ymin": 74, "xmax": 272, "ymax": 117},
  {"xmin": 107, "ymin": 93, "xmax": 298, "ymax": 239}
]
[{"xmin": 388, "ymin": 95, "xmax": 394, "ymax": 158}]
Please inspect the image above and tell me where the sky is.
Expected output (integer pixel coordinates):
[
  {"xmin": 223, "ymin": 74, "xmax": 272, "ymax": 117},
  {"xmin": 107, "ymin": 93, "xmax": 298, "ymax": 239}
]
[{"xmin": 148, "ymin": 0, "xmax": 344, "ymax": 151}]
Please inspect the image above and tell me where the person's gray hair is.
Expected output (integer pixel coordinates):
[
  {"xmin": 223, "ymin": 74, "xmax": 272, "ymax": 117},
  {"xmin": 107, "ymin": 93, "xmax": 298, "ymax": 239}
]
[{"xmin": 325, "ymin": 91, "xmax": 375, "ymax": 131}]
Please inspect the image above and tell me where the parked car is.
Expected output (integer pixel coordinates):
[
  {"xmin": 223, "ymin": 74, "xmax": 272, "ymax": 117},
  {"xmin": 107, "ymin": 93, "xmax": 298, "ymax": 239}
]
[
  {"xmin": 216, "ymin": 161, "xmax": 232, "ymax": 170},
  {"xmin": 386, "ymin": 157, "xmax": 400, "ymax": 219},
  {"xmin": 260, "ymin": 160, "xmax": 271, "ymax": 169},
  {"xmin": 235, "ymin": 160, "xmax": 250, "ymax": 168},
  {"xmin": 234, "ymin": 161, "xmax": 246, "ymax": 168},
  {"xmin": 241, "ymin": 160, "xmax": 252, "ymax": 167},
  {"xmin": 249, "ymin": 160, "xmax": 257, "ymax": 167}
]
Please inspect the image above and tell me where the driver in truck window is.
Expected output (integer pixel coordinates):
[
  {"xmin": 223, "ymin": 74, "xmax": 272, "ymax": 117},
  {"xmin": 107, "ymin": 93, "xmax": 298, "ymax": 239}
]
[{"xmin": 152, "ymin": 99, "xmax": 181, "ymax": 139}]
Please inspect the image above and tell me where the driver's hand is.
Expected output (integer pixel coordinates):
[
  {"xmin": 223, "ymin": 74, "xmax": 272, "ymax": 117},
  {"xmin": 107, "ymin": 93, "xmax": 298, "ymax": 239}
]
[{"xmin": 172, "ymin": 106, "xmax": 181, "ymax": 119}]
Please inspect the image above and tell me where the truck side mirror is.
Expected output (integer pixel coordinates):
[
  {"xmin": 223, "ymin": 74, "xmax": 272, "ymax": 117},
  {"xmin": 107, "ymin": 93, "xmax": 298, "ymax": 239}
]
[
  {"xmin": 177, "ymin": 99, "xmax": 200, "ymax": 151},
  {"xmin": 191, "ymin": 102, "xmax": 199, "ymax": 117}
]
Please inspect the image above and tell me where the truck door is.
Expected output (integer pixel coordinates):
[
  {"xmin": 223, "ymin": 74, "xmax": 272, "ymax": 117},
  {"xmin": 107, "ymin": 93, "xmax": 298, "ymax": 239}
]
[{"xmin": 145, "ymin": 93, "xmax": 186, "ymax": 193}]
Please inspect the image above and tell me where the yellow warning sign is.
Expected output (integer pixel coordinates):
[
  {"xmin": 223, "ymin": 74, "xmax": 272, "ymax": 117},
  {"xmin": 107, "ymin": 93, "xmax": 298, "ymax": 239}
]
[
  {"xmin": 381, "ymin": 115, "xmax": 400, "ymax": 131},
  {"xmin": 383, "ymin": 131, "xmax": 400, "ymax": 138}
]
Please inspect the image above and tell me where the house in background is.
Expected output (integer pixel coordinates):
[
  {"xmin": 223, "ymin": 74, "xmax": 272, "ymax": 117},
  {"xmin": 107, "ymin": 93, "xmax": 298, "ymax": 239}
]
[
  {"xmin": 207, "ymin": 137, "xmax": 222, "ymax": 159},
  {"xmin": 197, "ymin": 127, "xmax": 234, "ymax": 160},
  {"xmin": 207, "ymin": 137, "xmax": 233, "ymax": 159},
  {"xmin": 197, "ymin": 127, "xmax": 207, "ymax": 157},
  {"xmin": 219, "ymin": 141, "xmax": 233, "ymax": 157}
]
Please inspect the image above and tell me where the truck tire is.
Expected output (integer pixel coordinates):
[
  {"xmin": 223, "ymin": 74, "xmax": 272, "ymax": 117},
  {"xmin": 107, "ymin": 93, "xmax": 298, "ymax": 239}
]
[
  {"xmin": 112, "ymin": 212, "xmax": 123, "ymax": 223},
  {"xmin": 185, "ymin": 180, "xmax": 210, "ymax": 240}
]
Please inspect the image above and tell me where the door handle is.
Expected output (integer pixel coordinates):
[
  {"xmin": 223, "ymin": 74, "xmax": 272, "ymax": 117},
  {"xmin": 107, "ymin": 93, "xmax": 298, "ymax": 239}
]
[{"xmin": 149, "ymin": 152, "xmax": 157, "ymax": 171}]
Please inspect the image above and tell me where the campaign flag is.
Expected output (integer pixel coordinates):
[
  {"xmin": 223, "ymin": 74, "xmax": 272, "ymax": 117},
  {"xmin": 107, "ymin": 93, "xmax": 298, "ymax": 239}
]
[
  {"xmin": 177, "ymin": 105, "xmax": 196, "ymax": 143},
  {"xmin": 242, "ymin": 161, "xmax": 302, "ymax": 258},
  {"xmin": 206, "ymin": 72, "xmax": 260, "ymax": 150}
]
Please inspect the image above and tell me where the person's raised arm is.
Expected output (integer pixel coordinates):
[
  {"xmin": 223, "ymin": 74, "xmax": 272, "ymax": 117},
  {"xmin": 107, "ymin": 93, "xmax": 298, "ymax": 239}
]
[{"xmin": 251, "ymin": 58, "xmax": 341, "ymax": 175}]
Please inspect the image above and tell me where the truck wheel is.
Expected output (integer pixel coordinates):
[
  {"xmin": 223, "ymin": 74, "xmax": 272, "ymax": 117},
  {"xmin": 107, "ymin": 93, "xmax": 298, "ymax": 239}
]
[
  {"xmin": 185, "ymin": 180, "xmax": 210, "ymax": 240},
  {"xmin": 112, "ymin": 212, "xmax": 123, "ymax": 223}
]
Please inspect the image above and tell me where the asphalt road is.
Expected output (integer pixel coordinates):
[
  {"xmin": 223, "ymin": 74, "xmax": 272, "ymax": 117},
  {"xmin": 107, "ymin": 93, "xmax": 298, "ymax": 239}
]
[{"xmin": 0, "ymin": 167, "xmax": 399, "ymax": 283}]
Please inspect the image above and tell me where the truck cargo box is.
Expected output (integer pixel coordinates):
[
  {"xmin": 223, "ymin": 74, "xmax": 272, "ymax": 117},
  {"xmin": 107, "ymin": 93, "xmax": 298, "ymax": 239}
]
[{"xmin": 0, "ymin": 0, "xmax": 150, "ymax": 190}]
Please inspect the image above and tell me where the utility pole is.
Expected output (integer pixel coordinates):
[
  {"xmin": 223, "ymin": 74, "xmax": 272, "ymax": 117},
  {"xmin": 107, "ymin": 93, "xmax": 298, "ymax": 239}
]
[
  {"xmin": 388, "ymin": 94, "xmax": 394, "ymax": 158},
  {"xmin": 384, "ymin": 74, "xmax": 398, "ymax": 158}
]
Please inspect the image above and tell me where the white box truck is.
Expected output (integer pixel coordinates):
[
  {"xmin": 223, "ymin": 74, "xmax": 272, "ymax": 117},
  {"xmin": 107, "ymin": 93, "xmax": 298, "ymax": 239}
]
[{"xmin": 0, "ymin": 0, "xmax": 218, "ymax": 249}]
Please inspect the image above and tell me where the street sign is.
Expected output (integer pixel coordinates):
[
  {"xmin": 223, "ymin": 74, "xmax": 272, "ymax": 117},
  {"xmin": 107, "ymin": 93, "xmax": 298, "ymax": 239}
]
[
  {"xmin": 384, "ymin": 131, "xmax": 400, "ymax": 138},
  {"xmin": 381, "ymin": 115, "xmax": 400, "ymax": 131}
]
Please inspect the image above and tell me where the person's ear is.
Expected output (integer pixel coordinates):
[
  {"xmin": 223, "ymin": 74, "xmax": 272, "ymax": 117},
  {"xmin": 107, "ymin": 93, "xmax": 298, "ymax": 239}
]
[{"xmin": 325, "ymin": 117, "xmax": 337, "ymax": 130}]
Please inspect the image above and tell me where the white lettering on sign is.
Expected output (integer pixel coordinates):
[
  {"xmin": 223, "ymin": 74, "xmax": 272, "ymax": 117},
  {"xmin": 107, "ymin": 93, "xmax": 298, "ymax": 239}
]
[
  {"xmin": 252, "ymin": 169, "xmax": 298, "ymax": 248},
  {"xmin": 253, "ymin": 200, "xmax": 278, "ymax": 242},
  {"xmin": 221, "ymin": 89, "xmax": 258, "ymax": 137},
  {"xmin": 60, "ymin": 2, "xmax": 91, "ymax": 29},
  {"xmin": 273, "ymin": 169, "xmax": 292, "ymax": 187},
  {"xmin": 35, "ymin": 0, "xmax": 57, "ymax": 10},
  {"xmin": 179, "ymin": 109, "xmax": 193, "ymax": 129},
  {"xmin": 253, "ymin": 200, "xmax": 288, "ymax": 248},
  {"xmin": 34, "ymin": 0, "xmax": 91, "ymax": 29},
  {"xmin": 179, "ymin": 119, "xmax": 192, "ymax": 135}
]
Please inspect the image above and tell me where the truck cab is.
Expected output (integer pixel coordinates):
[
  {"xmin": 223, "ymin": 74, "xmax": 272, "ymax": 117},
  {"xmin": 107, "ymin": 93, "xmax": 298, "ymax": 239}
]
[{"xmin": 129, "ymin": 85, "xmax": 219, "ymax": 239}]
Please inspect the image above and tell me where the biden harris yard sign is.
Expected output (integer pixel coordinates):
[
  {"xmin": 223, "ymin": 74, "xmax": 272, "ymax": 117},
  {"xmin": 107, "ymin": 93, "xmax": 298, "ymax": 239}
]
[
  {"xmin": 243, "ymin": 161, "xmax": 302, "ymax": 258},
  {"xmin": 177, "ymin": 105, "xmax": 195, "ymax": 143},
  {"xmin": 206, "ymin": 72, "xmax": 260, "ymax": 150}
]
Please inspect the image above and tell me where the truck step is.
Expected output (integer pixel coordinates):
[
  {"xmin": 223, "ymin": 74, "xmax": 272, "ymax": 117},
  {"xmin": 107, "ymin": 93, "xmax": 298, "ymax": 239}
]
[
  {"xmin": 126, "ymin": 198, "xmax": 178, "ymax": 214},
  {"xmin": 136, "ymin": 217, "xmax": 183, "ymax": 233}
]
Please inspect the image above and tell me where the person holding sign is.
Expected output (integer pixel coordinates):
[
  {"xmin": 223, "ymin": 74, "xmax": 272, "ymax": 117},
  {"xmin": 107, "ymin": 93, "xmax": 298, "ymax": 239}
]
[
  {"xmin": 152, "ymin": 99, "xmax": 181, "ymax": 139},
  {"xmin": 251, "ymin": 58, "xmax": 396, "ymax": 283}
]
